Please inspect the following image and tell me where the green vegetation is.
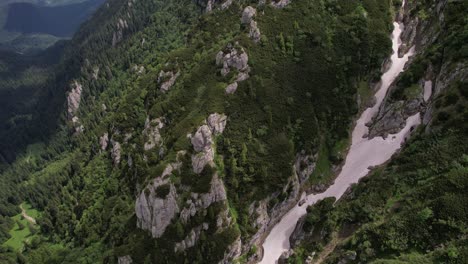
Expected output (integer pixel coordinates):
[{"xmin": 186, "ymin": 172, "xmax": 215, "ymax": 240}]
[
  {"xmin": 0, "ymin": 0, "xmax": 465, "ymax": 263},
  {"xmin": 3, "ymin": 203, "xmax": 39, "ymax": 252},
  {"xmin": 284, "ymin": 0, "xmax": 468, "ymax": 261}
]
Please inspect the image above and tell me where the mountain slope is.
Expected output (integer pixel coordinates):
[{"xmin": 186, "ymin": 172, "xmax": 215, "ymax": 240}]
[
  {"xmin": 0, "ymin": 0, "xmax": 465, "ymax": 264},
  {"xmin": 283, "ymin": 0, "xmax": 468, "ymax": 263}
]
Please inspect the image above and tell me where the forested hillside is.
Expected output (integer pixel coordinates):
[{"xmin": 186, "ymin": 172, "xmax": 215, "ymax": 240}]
[
  {"xmin": 284, "ymin": 0, "xmax": 468, "ymax": 263},
  {"xmin": 0, "ymin": 0, "xmax": 465, "ymax": 264}
]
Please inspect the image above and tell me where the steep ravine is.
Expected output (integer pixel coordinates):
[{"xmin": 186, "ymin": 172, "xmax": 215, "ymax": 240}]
[{"xmin": 259, "ymin": 1, "xmax": 421, "ymax": 263}]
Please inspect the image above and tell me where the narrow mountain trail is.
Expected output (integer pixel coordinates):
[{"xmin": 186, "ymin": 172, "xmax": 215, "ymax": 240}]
[{"xmin": 20, "ymin": 204, "xmax": 36, "ymax": 225}]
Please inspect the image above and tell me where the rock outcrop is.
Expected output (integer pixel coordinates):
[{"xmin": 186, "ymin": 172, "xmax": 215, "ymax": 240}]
[
  {"xmin": 174, "ymin": 223, "xmax": 209, "ymax": 252},
  {"xmin": 118, "ymin": 255, "xmax": 133, "ymax": 264},
  {"xmin": 190, "ymin": 113, "xmax": 227, "ymax": 173},
  {"xmin": 241, "ymin": 173, "xmax": 301, "ymax": 262},
  {"xmin": 111, "ymin": 140, "xmax": 122, "ymax": 165},
  {"xmin": 158, "ymin": 70, "xmax": 180, "ymax": 92},
  {"xmin": 295, "ymin": 152, "xmax": 317, "ymax": 183},
  {"xmin": 219, "ymin": 236, "xmax": 242, "ymax": 264},
  {"xmin": 67, "ymin": 81, "xmax": 83, "ymax": 119},
  {"xmin": 143, "ymin": 117, "xmax": 165, "ymax": 151},
  {"xmin": 241, "ymin": 6, "xmax": 261, "ymax": 43},
  {"xmin": 99, "ymin": 133, "xmax": 109, "ymax": 151},
  {"xmin": 67, "ymin": 81, "xmax": 84, "ymax": 134},
  {"xmin": 135, "ymin": 162, "xmax": 181, "ymax": 238},
  {"xmin": 216, "ymin": 44, "xmax": 250, "ymax": 94},
  {"xmin": 112, "ymin": 18, "xmax": 128, "ymax": 46},
  {"xmin": 197, "ymin": 0, "xmax": 233, "ymax": 12},
  {"xmin": 179, "ymin": 174, "xmax": 228, "ymax": 223},
  {"xmin": 271, "ymin": 0, "xmax": 291, "ymax": 8},
  {"xmin": 367, "ymin": 97, "xmax": 423, "ymax": 139}
]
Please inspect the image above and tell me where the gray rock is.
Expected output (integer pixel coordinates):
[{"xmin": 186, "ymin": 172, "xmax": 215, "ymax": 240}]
[
  {"xmin": 289, "ymin": 215, "xmax": 306, "ymax": 248},
  {"xmin": 367, "ymin": 97, "xmax": 423, "ymax": 139},
  {"xmin": 174, "ymin": 223, "xmax": 210, "ymax": 252},
  {"xmin": 135, "ymin": 163, "xmax": 181, "ymax": 238},
  {"xmin": 249, "ymin": 20, "xmax": 261, "ymax": 43},
  {"xmin": 111, "ymin": 140, "xmax": 122, "ymax": 165},
  {"xmin": 216, "ymin": 46, "xmax": 249, "ymax": 76},
  {"xmin": 207, "ymin": 113, "xmax": 227, "ymax": 134},
  {"xmin": 218, "ymin": 236, "xmax": 242, "ymax": 264},
  {"xmin": 191, "ymin": 125, "xmax": 213, "ymax": 152},
  {"xmin": 192, "ymin": 148, "xmax": 214, "ymax": 174},
  {"xmin": 99, "ymin": 133, "xmax": 109, "ymax": 151},
  {"xmin": 158, "ymin": 70, "xmax": 180, "ymax": 92},
  {"xmin": 118, "ymin": 255, "xmax": 132, "ymax": 264},
  {"xmin": 190, "ymin": 113, "xmax": 227, "ymax": 173},
  {"xmin": 143, "ymin": 117, "xmax": 165, "ymax": 151},
  {"xmin": 179, "ymin": 174, "xmax": 227, "ymax": 223},
  {"xmin": 295, "ymin": 153, "xmax": 316, "ymax": 183},
  {"xmin": 271, "ymin": 0, "xmax": 291, "ymax": 8},
  {"xmin": 112, "ymin": 18, "xmax": 128, "ymax": 46},
  {"xmin": 225, "ymin": 82, "xmax": 238, "ymax": 94},
  {"xmin": 241, "ymin": 6, "xmax": 256, "ymax": 24},
  {"xmin": 67, "ymin": 81, "xmax": 83, "ymax": 119}
]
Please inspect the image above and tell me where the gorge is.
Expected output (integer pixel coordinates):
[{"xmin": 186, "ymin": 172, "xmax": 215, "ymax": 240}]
[{"xmin": 260, "ymin": 1, "xmax": 421, "ymax": 263}]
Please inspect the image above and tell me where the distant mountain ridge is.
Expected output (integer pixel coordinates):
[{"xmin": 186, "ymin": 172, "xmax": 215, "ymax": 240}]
[{"xmin": 4, "ymin": 0, "xmax": 106, "ymax": 38}]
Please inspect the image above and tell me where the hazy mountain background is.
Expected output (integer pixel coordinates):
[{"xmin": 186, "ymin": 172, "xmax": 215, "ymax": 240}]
[{"xmin": 0, "ymin": 0, "xmax": 104, "ymax": 54}]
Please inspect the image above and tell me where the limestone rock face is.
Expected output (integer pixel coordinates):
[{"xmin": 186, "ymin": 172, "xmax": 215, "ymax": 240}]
[
  {"xmin": 174, "ymin": 223, "xmax": 209, "ymax": 252},
  {"xmin": 207, "ymin": 113, "xmax": 227, "ymax": 134},
  {"xmin": 241, "ymin": 6, "xmax": 261, "ymax": 43},
  {"xmin": 197, "ymin": 0, "xmax": 233, "ymax": 12},
  {"xmin": 158, "ymin": 70, "xmax": 180, "ymax": 92},
  {"xmin": 218, "ymin": 236, "xmax": 242, "ymax": 264},
  {"xmin": 99, "ymin": 133, "xmax": 109, "ymax": 151},
  {"xmin": 241, "ymin": 6, "xmax": 256, "ymax": 24},
  {"xmin": 111, "ymin": 140, "xmax": 122, "ymax": 165},
  {"xmin": 179, "ymin": 174, "xmax": 227, "ymax": 223},
  {"xmin": 143, "ymin": 117, "xmax": 165, "ymax": 151},
  {"xmin": 191, "ymin": 125, "xmax": 213, "ymax": 152},
  {"xmin": 216, "ymin": 45, "xmax": 249, "ymax": 76},
  {"xmin": 67, "ymin": 81, "xmax": 83, "ymax": 119},
  {"xmin": 190, "ymin": 113, "xmax": 227, "ymax": 173},
  {"xmin": 249, "ymin": 20, "xmax": 261, "ymax": 43},
  {"xmin": 135, "ymin": 162, "xmax": 181, "ymax": 238},
  {"xmin": 118, "ymin": 255, "xmax": 133, "ymax": 264},
  {"xmin": 295, "ymin": 152, "xmax": 317, "ymax": 183},
  {"xmin": 367, "ymin": 97, "xmax": 423, "ymax": 139},
  {"xmin": 271, "ymin": 0, "xmax": 291, "ymax": 8},
  {"xmin": 216, "ymin": 45, "xmax": 250, "ymax": 94},
  {"xmin": 112, "ymin": 18, "xmax": 128, "ymax": 46},
  {"xmin": 289, "ymin": 215, "xmax": 307, "ymax": 248}
]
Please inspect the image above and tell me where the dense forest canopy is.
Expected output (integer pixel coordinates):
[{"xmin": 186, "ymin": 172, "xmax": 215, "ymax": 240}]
[{"xmin": 0, "ymin": 0, "xmax": 466, "ymax": 263}]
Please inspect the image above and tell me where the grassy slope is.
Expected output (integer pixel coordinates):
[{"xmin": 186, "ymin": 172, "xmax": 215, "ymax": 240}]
[{"xmin": 3, "ymin": 203, "xmax": 39, "ymax": 252}]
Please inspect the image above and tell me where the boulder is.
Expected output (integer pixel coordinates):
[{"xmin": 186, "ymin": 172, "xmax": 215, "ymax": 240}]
[
  {"xmin": 241, "ymin": 6, "xmax": 256, "ymax": 24},
  {"xmin": 225, "ymin": 82, "xmax": 238, "ymax": 94}
]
